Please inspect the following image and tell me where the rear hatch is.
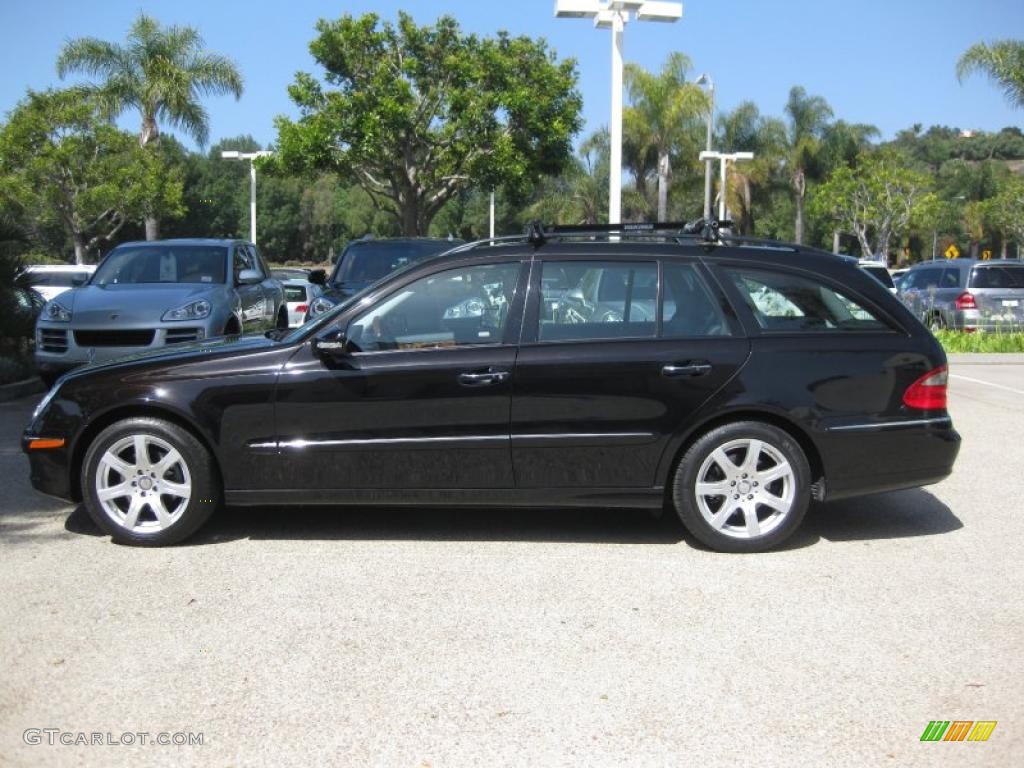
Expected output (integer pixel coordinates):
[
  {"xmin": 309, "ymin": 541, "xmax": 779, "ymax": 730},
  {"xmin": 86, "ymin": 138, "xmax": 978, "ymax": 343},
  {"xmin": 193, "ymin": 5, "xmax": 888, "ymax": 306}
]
[{"xmin": 967, "ymin": 264, "xmax": 1024, "ymax": 325}]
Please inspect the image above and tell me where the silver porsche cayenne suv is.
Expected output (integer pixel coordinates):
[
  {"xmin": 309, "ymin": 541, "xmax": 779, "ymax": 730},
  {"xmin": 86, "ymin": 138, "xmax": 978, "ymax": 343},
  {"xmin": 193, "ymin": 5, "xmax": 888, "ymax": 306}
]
[{"xmin": 35, "ymin": 239, "xmax": 286, "ymax": 384}]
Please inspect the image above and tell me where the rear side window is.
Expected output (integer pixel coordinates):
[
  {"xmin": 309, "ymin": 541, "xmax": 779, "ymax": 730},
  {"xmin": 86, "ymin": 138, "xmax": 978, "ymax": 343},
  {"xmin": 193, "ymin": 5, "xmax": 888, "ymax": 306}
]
[
  {"xmin": 725, "ymin": 267, "xmax": 891, "ymax": 332},
  {"xmin": 662, "ymin": 263, "xmax": 731, "ymax": 337},
  {"xmin": 539, "ymin": 261, "xmax": 657, "ymax": 341},
  {"xmin": 940, "ymin": 268, "xmax": 962, "ymax": 288},
  {"xmin": 969, "ymin": 265, "xmax": 1024, "ymax": 289}
]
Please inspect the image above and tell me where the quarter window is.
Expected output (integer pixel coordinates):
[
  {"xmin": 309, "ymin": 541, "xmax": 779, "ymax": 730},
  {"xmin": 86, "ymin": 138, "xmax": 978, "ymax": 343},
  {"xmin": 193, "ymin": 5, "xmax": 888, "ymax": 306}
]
[
  {"xmin": 726, "ymin": 267, "xmax": 891, "ymax": 332},
  {"xmin": 346, "ymin": 263, "xmax": 519, "ymax": 352},
  {"xmin": 538, "ymin": 261, "xmax": 657, "ymax": 341}
]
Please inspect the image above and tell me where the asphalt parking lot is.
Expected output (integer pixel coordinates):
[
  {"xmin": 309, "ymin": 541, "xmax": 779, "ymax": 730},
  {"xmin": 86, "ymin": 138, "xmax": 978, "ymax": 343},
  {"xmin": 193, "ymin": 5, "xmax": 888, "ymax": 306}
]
[{"xmin": 1, "ymin": 357, "xmax": 1021, "ymax": 767}]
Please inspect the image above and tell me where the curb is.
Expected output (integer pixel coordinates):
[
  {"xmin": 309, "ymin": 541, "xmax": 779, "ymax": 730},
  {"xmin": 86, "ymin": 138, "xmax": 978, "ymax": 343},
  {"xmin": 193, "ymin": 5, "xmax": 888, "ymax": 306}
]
[{"xmin": 0, "ymin": 377, "xmax": 44, "ymax": 403}]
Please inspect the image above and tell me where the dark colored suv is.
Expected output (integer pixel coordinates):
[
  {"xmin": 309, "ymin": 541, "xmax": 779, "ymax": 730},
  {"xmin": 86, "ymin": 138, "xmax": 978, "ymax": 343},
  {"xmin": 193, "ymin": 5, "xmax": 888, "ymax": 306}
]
[{"xmin": 23, "ymin": 223, "xmax": 960, "ymax": 552}]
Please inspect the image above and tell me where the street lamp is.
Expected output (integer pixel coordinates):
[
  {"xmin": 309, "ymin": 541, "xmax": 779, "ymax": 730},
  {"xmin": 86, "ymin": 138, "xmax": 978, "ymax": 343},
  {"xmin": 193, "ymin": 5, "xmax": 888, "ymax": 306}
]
[
  {"xmin": 220, "ymin": 150, "xmax": 274, "ymax": 245},
  {"xmin": 555, "ymin": 1, "xmax": 683, "ymax": 225},
  {"xmin": 694, "ymin": 73, "xmax": 714, "ymax": 221},
  {"xmin": 698, "ymin": 150, "xmax": 754, "ymax": 221}
]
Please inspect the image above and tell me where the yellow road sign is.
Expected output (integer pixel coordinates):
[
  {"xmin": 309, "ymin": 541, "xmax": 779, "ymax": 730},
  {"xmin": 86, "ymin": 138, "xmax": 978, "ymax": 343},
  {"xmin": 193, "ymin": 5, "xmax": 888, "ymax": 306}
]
[
  {"xmin": 981, "ymin": 249, "xmax": 992, "ymax": 260},
  {"xmin": 944, "ymin": 244, "xmax": 960, "ymax": 259}
]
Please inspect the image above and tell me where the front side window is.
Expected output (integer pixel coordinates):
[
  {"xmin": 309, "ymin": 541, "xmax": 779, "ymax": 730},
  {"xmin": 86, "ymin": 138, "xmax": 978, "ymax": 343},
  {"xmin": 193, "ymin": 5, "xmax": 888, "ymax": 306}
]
[
  {"xmin": 346, "ymin": 263, "xmax": 519, "ymax": 352},
  {"xmin": 92, "ymin": 246, "xmax": 227, "ymax": 285},
  {"xmin": 539, "ymin": 261, "xmax": 657, "ymax": 341},
  {"xmin": 233, "ymin": 246, "xmax": 255, "ymax": 280},
  {"xmin": 726, "ymin": 267, "xmax": 891, "ymax": 332}
]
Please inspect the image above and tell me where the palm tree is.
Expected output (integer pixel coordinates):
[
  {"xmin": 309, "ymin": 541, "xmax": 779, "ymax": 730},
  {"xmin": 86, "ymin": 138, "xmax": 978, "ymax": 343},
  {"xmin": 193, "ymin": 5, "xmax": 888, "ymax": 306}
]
[
  {"xmin": 783, "ymin": 86, "xmax": 832, "ymax": 244},
  {"xmin": 957, "ymin": 40, "xmax": 1024, "ymax": 109},
  {"xmin": 624, "ymin": 53, "xmax": 708, "ymax": 222},
  {"xmin": 57, "ymin": 13, "xmax": 243, "ymax": 239},
  {"xmin": 715, "ymin": 101, "xmax": 786, "ymax": 234}
]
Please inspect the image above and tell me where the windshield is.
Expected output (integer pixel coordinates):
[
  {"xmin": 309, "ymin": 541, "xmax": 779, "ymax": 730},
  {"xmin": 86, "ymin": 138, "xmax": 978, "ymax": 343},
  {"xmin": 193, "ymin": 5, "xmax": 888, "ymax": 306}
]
[
  {"xmin": 92, "ymin": 246, "xmax": 227, "ymax": 286},
  {"xmin": 332, "ymin": 240, "xmax": 456, "ymax": 286},
  {"xmin": 969, "ymin": 265, "xmax": 1024, "ymax": 289}
]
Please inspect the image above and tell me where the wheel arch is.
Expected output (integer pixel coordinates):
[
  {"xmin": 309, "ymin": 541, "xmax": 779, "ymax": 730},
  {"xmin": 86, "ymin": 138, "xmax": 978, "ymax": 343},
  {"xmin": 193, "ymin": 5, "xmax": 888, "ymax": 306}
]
[
  {"xmin": 658, "ymin": 407, "xmax": 826, "ymax": 503},
  {"xmin": 69, "ymin": 404, "xmax": 222, "ymax": 502}
]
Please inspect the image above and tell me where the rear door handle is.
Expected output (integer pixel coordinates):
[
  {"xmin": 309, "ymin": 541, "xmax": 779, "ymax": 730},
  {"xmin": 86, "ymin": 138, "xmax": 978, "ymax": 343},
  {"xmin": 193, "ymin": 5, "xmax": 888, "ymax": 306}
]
[
  {"xmin": 662, "ymin": 361, "xmax": 712, "ymax": 378},
  {"xmin": 458, "ymin": 369, "xmax": 510, "ymax": 387}
]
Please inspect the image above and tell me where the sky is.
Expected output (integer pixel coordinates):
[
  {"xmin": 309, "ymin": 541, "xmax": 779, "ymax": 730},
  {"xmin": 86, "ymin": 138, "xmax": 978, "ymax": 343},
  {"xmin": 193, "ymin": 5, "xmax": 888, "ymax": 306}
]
[{"xmin": 0, "ymin": 0, "xmax": 1021, "ymax": 152}]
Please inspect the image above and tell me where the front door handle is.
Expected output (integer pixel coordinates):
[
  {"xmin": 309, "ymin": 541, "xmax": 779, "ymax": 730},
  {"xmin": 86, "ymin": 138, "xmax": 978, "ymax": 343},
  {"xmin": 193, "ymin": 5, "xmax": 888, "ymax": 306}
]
[
  {"xmin": 662, "ymin": 361, "xmax": 712, "ymax": 378},
  {"xmin": 458, "ymin": 369, "xmax": 511, "ymax": 387}
]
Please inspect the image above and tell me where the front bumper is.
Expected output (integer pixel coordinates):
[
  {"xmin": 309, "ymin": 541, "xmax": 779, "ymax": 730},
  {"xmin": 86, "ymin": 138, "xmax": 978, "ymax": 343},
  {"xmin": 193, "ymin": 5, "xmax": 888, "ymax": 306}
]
[
  {"xmin": 22, "ymin": 432, "xmax": 74, "ymax": 501},
  {"xmin": 35, "ymin": 323, "xmax": 210, "ymax": 372}
]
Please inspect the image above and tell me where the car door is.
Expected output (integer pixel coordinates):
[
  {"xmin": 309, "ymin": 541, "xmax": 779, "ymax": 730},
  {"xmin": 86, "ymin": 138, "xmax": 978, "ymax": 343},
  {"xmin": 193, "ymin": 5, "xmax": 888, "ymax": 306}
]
[
  {"xmin": 271, "ymin": 259, "xmax": 528, "ymax": 491},
  {"xmin": 510, "ymin": 256, "xmax": 750, "ymax": 489},
  {"xmin": 233, "ymin": 244, "xmax": 266, "ymax": 332},
  {"xmin": 250, "ymin": 244, "xmax": 283, "ymax": 328}
]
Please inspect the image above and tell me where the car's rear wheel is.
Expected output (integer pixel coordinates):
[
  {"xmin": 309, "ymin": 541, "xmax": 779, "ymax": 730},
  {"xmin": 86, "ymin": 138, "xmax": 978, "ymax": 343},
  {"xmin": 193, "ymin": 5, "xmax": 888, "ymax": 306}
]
[
  {"xmin": 81, "ymin": 417, "xmax": 219, "ymax": 546},
  {"xmin": 672, "ymin": 421, "xmax": 810, "ymax": 553},
  {"xmin": 927, "ymin": 312, "xmax": 946, "ymax": 331}
]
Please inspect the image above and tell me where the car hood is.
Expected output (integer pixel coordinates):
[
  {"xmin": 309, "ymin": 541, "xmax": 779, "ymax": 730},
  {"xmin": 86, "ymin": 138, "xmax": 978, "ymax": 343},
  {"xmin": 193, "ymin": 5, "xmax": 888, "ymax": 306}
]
[
  {"xmin": 62, "ymin": 333, "xmax": 281, "ymax": 383},
  {"xmin": 59, "ymin": 284, "xmax": 226, "ymax": 324}
]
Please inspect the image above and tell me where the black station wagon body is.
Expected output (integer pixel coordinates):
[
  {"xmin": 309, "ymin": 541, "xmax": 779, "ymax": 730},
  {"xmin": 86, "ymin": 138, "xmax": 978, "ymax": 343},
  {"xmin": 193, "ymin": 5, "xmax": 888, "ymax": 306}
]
[{"xmin": 24, "ymin": 225, "xmax": 960, "ymax": 552}]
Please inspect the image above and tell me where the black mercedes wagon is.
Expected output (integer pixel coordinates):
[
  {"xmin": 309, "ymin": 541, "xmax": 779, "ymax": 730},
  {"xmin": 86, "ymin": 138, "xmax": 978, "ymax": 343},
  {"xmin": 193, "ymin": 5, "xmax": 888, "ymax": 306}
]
[{"xmin": 23, "ymin": 222, "xmax": 960, "ymax": 552}]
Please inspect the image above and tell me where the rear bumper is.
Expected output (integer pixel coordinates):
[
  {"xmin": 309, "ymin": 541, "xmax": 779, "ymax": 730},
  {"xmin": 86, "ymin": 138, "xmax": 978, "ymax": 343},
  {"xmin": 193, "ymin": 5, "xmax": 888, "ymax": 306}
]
[{"xmin": 820, "ymin": 418, "xmax": 961, "ymax": 501}]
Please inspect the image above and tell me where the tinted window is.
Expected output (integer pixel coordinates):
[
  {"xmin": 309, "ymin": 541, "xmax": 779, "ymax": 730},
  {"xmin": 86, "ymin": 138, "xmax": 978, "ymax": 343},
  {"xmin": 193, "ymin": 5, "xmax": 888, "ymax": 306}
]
[
  {"xmin": 726, "ymin": 267, "xmax": 891, "ymax": 332},
  {"xmin": 969, "ymin": 265, "xmax": 1024, "ymax": 289},
  {"xmin": 940, "ymin": 268, "xmax": 962, "ymax": 288},
  {"xmin": 93, "ymin": 246, "xmax": 227, "ymax": 286},
  {"xmin": 539, "ymin": 261, "xmax": 657, "ymax": 341},
  {"xmin": 26, "ymin": 271, "xmax": 92, "ymax": 287},
  {"xmin": 346, "ymin": 263, "xmax": 519, "ymax": 352},
  {"xmin": 284, "ymin": 285, "xmax": 308, "ymax": 302},
  {"xmin": 661, "ymin": 263, "xmax": 731, "ymax": 337},
  {"xmin": 335, "ymin": 240, "xmax": 457, "ymax": 286}
]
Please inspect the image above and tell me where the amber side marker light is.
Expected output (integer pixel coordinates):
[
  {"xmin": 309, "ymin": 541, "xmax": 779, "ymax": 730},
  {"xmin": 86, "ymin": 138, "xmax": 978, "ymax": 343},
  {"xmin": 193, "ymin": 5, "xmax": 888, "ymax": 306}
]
[{"xmin": 27, "ymin": 438, "xmax": 65, "ymax": 450}]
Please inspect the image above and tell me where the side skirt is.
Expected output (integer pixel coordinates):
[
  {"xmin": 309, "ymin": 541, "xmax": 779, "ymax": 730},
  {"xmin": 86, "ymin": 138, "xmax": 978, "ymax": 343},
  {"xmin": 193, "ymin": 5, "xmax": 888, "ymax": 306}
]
[{"xmin": 225, "ymin": 487, "xmax": 665, "ymax": 509}]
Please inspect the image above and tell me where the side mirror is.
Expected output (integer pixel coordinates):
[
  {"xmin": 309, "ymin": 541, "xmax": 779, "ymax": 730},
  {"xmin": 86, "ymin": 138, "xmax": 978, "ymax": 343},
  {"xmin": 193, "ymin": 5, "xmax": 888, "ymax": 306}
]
[
  {"xmin": 71, "ymin": 275, "xmax": 88, "ymax": 287},
  {"xmin": 237, "ymin": 269, "xmax": 262, "ymax": 285},
  {"xmin": 308, "ymin": 269, "xmax": 327, "ymax": 286},
  {"xmin": 312, "ymin": 332, "xmax": 350, "ymax": 359}
]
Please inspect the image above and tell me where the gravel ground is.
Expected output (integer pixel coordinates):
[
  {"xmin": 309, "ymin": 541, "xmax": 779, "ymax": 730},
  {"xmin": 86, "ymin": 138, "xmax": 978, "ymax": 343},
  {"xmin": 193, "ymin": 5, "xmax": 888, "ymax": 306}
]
[{"xmin": 0, "ymin": 362, "xmax": 1021, "ymax": 767}]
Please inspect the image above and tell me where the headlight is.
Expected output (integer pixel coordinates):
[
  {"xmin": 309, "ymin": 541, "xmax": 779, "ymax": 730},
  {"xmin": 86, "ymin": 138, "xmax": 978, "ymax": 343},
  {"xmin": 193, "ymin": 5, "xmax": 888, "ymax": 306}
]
[
  {"xmin": 44, "ymin": 301, "xmax": 71, "ymax": 322},
  {"xmin": 308, "ymin": 296, "xmax": 336, "ymax": 317},
  {"xmin": 162, "ymin": 299, "xmax": 212, "ymax": 321}
]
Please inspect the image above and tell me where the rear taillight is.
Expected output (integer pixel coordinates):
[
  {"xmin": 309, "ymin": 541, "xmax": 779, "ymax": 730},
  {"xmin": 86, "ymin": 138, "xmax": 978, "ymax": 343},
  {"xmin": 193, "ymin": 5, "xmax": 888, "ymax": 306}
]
[
  {"xmin": 954, "ymin": 291, "xmax": 976, "ymax": 310},
  {"xmin": 295, "ymin": 304, "xmax": 308, "ymax": 313},
  {"xmin": 903, "ymin": 365, "xmax": 948, "ymax": 410}
]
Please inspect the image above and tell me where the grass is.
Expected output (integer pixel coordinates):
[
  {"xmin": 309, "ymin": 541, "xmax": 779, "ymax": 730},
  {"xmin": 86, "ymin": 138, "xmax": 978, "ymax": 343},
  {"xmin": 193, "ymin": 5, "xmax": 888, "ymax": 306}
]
[{"xmin": 932, "ymin": 329, "xmax": 1024, "ymax": 353}]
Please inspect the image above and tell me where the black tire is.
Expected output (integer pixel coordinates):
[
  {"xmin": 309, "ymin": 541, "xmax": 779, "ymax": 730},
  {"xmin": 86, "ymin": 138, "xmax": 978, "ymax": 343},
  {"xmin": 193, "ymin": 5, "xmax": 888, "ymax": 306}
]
[
  {"xmin": 81, "ymin": 417, "xmax": 220, "ymax": 546},
  {"xmin": 927, "ymin": 313, "xmax": 946, "ymax": 332},
  {"xmin": 276, "ymin": 307, "xmax": 289, "ymax": 330},
  {"xmin": 671, "ymin": 421, "xmax": 811, "ymax": 553}
]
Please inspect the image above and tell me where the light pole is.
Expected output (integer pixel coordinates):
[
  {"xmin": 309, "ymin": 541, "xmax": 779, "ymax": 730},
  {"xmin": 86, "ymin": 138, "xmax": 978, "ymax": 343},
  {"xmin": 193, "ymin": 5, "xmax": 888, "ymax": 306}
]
[
  {"xmin": 555, "ymin": 1, "xmax": 683, "ymax": 225},
  {"xmin": 221, "ymin": 150, "xmax": 274, "ymax": 245},
  {"xmin": 694, "ymin": 73, "xmax": 714, "ymax": 221},
  {"xmin": 698, "ymin": 150, "xmax": 754, "ymax": 221}
]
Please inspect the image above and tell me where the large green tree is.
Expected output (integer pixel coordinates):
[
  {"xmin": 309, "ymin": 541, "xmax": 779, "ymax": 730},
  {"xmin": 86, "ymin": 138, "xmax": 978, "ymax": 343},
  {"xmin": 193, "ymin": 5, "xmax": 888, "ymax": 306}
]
[
  {"xmin": 715, "ymin": 101, "xmax": 786, "ymax": 234},
  {"xmin": 624, "ymin": 53, "xmax": 708, "ymax": 222},
  {"xmin": 783, "ymin": 86, "xmax": 833, "ymax": 244},
  {"xmin": 957, "ymin": 40, "xmax": 1024, "ymax": 109},
  {"xmin": 274, "ymin": 12, "xmax": 582, "ymax": 236},
  {"xmin": 811, "ymin": 152, "xmax": 937, "ymax": 264},
  {"xmin": 57, "ymin": 13, "xmax": 243, "ymax": 239},
  {"xmin": 0, "ymin": 89, "xmax": 183, "ymax": 264}
]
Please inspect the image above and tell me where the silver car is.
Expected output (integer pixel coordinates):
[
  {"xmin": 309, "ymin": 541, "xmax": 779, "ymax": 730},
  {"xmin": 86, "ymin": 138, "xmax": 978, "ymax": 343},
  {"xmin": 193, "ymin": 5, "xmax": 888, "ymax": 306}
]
[
  {"xmin": 35, "ymin": 239, "xmax": 286, "ymax": 383},
  {"xmin": 898, "ymin": 259, "xmax": 1024, "ymax": 331}
]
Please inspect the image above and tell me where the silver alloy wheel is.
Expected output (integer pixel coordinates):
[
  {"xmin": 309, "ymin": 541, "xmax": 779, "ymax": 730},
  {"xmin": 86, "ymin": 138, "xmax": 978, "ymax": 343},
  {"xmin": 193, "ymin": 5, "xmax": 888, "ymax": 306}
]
[
  {"xmin": 694, "ymin": 438, "xmax": 796, "ymax": 540},
  {"xmin": 94, "ymin": 434, "xmax": 192, "ymax": 533}
]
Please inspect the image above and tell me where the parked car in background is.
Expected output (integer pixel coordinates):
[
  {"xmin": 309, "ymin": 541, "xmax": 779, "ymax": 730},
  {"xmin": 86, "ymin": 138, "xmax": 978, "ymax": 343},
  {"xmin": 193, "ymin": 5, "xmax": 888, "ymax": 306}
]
[
  {"xmin": 282, "ymin": 279, "xmax": 323, "ymax": 328},
  {"xmin": 271, "ymin": 267, "xmax": 311, "ymax": 281},
  {"xmin": 34, "ymin": 238, "xmax": 286, "ymax": 385},
  {"xmin": 898, "ymin": 259, "xmax": 1024, "ymax": 331},
  {"xmin": 24, "ymin": 222, "xmax": 959, "ymax": 552},
  {"xmin": 891, "ymin": 268, "xmax": 909, "ymax": 291},
  {"xmin": 840, "ymin": 256, "xmax": 897, "ymax": 294},
  {"xmin": 20, "ymin": 264, "xmax": 96, "ymax": 302},
  {"xmin": 305, "ymin": 237, "xmax": 463, "ymax": 320}
]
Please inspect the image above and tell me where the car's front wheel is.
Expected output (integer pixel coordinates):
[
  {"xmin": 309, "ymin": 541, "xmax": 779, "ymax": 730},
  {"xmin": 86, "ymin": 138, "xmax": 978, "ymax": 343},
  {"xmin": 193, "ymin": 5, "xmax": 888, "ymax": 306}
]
[
  {"xmin": 672, "ymin": 421, "xmax": 811, "ymax": 553},
  {"xmin": 82, "ymin": 417, "xmax": 219, "ymax": 546}
]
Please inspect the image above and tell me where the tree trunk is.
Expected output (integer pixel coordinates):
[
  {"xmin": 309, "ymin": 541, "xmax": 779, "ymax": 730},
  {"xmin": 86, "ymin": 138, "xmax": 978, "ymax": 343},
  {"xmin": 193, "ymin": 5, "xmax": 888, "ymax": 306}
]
[
  {"xmin": 792, "ymin": 170, "xmax": 806, "ymax": 245},
  {"xmin": 1000, "ymin": 240, "xmax": 1008, "ymax": 259},
  {"xmin": 832, "ymin": 230, "xmax": 840, "ymax": 254},
  {"xmin": 657, "ymin": 151, "xmax": 670, "ymax": 223},
  {"xmin": 401, "ymin": 201, "xmax": 420, "ymax": 236},
  {"xmin": 73, "ymin": 232, "xmax": 86, "ymax": 265},
  {"xmin": 145, "ymin": 217, "xmax": 160, "ymax": 241}
]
